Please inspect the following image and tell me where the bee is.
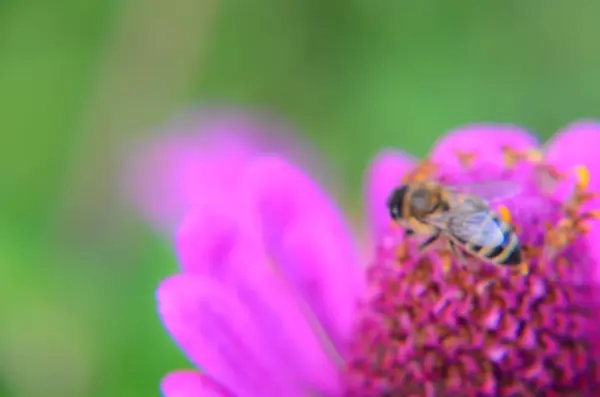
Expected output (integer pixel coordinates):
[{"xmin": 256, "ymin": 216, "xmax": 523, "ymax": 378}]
[{"xmin": 387, "ymin": 180, "xmax": 523, "ymax": 268}]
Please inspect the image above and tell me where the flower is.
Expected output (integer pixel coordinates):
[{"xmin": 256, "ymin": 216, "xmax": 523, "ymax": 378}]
[
  {"xmin": 123, "ymin": 109, "xmax": 329, "ymax": 232},
  {"xmin": 156, "ymin": 121, "xmax": 600, "ymax": 396}
]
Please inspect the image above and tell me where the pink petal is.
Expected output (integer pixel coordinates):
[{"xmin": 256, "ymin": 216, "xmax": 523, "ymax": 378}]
[
  {"xmin": 232, "ymin": 256, "xmax": 342, "ymax": 396},
  {"xmin": 544, "ymin": 121, "xmax": 600, "ymax": 282},
  {"xmin": 174, "ymin": 200, "xmax": 259, "ymax": 279},
  {"xmin": 429, "ymin": 124, "xmax": 539, "ymax": 174},
  {"xmin": 544, "ymin": 121, "xmax": 600, "ymax": 197},
  {"xmin": 157, "ymin": 273, "xmax": 340, "ymax": 397},
  {"xmin": 157, "ymin": 274, "xmax": 302, "ymax": 397},
  {"xmin": 364, "ymin": 150, "xmax": 415, "ymax": 239},
  {"xmin": 161, "ymin": 371, "xmax": 230, "ymax": 397},
  {"xmin": 241, "ymin": 156, "xmax": 363, "ymax": 354}
]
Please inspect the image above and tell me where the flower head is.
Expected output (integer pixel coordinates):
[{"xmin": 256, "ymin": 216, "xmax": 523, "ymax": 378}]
[
  {"xmin": 349, "ymin": 123, "xmax": 600, "ymax": 396},
  {"xmin": 156, "ymin": 121, "xmax": 600, "ymax": 396}
]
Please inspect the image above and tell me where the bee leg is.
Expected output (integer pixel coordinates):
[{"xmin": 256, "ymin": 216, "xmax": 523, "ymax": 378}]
[
  {"xmin": 449, "ymin": 240, "xmax": 466, "ymax": 268},
  {"xmin": 395, "ymin": 229, "xmax": 412, "ymax": 260},
  {"xmin": 418, "ymin": 231, "xmax": 441, "ymax": 252}
]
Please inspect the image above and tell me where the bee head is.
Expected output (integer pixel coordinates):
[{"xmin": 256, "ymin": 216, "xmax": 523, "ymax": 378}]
[{"xmin": 387, "ymin": 186, "xmax": 408, "ymax": 220}]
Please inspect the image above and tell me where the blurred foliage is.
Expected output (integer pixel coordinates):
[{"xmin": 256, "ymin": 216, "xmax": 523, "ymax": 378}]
[{"xmin": 1, "ymin": 1, "xmax": 599, "ymax": 396}]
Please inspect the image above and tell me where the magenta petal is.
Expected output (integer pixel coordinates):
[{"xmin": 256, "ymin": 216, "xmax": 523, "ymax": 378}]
[
  {"xmin": 175, "ymin": 204, "xmax": 237, "ymax": 275},
  {"xmin": 429, "ymin": 124, "xmax": 539, "ymax": 172},
  {"xmin": 161, "ymin": 371, "xmax": 230, "ymax": 397},
  {"xmin": 365, "ymin": 150, "xmax": 415, "ymax": 239},
  {"xmin": 241, "ymin": 156, "xmax": 363, "ymax": 353},
  {"xmin": 544, "ymin": 121, "xmax": 600, "ymax": 282},
  {"xmin": 544, "ymin": 121, "xmax": 600, "ymax": 197},
  {"xmin": 157, "ymin": 274, "xmax": 304, "ymax": 397},
  {"xmin": 233, "ymin": 257, "xmax": 342, "ymax": 396},
  {"xmin": 157, "ymin": 272, "xmax": 341, "ymax": 397},
  {"xmin": 174, "ymin": 202, "xmax": 260, "ymax": 280}
]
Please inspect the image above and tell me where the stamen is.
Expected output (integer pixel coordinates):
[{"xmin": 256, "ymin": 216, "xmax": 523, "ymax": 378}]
[
  {"xmin": 581, "ymin": 210, "xmax": 600, "ymax": 220},
  {"xmin": 503, "ymin": 147, "xmax": 545, "ymax": 170},
  {"xmin": 518, "ymin": 262, "xmax": 530, "ymax": 276},
  {"xmin": 534, "ymin": 164, "xmax": 567, "ymax": 196},
  {"xmin": 578, "ymin": 191, "xmax": 600, "ymax": 204},
  {"xmin": 576, "ymin": 222, "xmax": 591, "ymax": 234},
  {"xmin": 545, "ymin": 223, "xmax": 570, "ymax": 250},
  {"xmin": 497, "ymin": 205, "xmax": 512, "ymax": 223},
  {"xmin": 501, "ymin": 146, "xmax": 536, "ymax": 169},
  {"xmin": 575, "ymin": 165, "xmax": 590, "ymax": 190},
  {"xmin": 439, "ymin": 250, "xmax": 452, "ymax": 274},
  {"xmin": 546, "ymin": 164, "xmax": 600, "ymax": 245},
  {"xmin": 454, "ymin": 150, "xmax": 476, "ymax": 168},
  {"xmin": 501, "ymin": 146, "xmax": 519, "ymax": 168},
  {"xmin": 537, "ymin": 164, "xmax": 565, "ymax": 181},
  {"xmin": 526, "ymin": 149, "xmax": 543, "ymax": 163}
]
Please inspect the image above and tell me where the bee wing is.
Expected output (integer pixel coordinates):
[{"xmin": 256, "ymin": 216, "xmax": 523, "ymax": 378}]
[
  {"xmin": 444, "ymin": 180, "xmax": 522, "ymax": 203},
  {"xmin": 424, "ymin": 208, "xmax": 505, "ymax": 247}
]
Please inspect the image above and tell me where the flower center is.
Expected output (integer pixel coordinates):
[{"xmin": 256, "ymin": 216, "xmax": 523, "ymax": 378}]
[{"xmin": 343, "ymin": 148, "xmax": 600, "ymax": 396}]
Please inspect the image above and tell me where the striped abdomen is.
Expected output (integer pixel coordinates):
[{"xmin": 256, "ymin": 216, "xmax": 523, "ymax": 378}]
[{"xmin": 455, "ymin": 214, "xmax": 522, "ymax": 266}]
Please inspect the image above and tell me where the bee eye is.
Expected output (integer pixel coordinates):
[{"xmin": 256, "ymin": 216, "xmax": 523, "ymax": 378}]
[{"xmin": 387, "ymin": 186, "xmax": 407, "ymax": 220}]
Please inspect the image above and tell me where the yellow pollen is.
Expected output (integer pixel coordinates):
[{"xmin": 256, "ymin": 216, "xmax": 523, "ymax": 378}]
[
  {"xmin": 497, "ymin": 205, "xmax": 512, "ymax": 223},
  {"xmin": 440, "ymin": 252, "xmax": 452, "ymax": 275},
  {"xmin": 501, "ymin": 147, "xmax": 518, "ymax": 168},
  {"xmin": 526, "ymin": 149, "xmax": 543, "ymax": 163},
  {"xmin": 574, "ymin": 165, "xmax": 590, "ymax": 190},
  {"xmin": 518, "ymin": 262, "xmax": 530, "ymax": 276}
]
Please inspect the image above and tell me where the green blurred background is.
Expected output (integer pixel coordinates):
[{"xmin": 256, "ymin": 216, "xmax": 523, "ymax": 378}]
[{"xmin": 1, "ymin": 1, "xmax": 599, "ymax": 396}]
